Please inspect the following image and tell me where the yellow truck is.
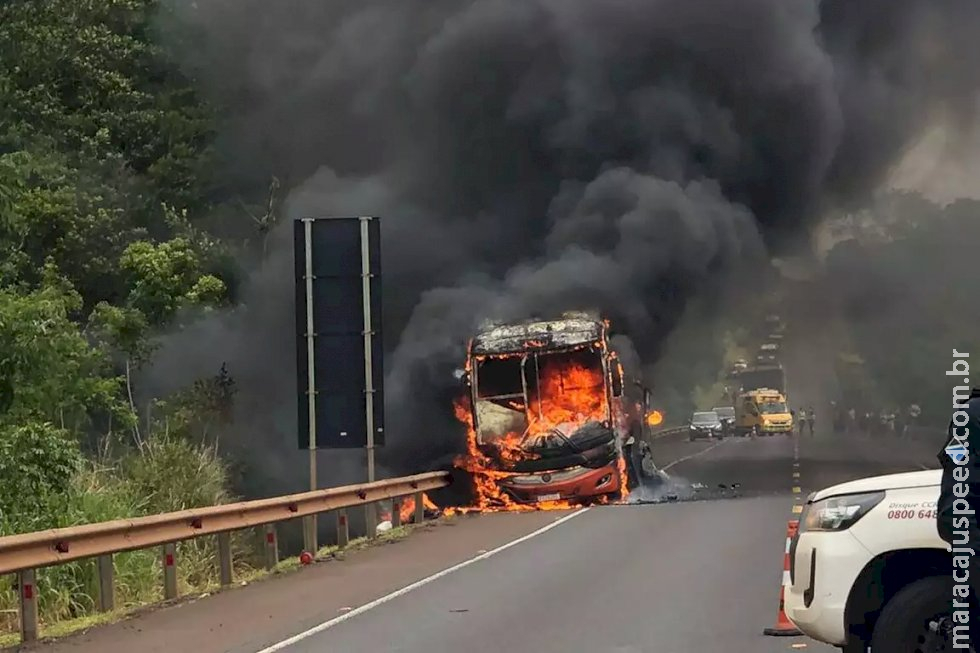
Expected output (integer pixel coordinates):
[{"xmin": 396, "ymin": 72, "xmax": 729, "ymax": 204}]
[{"xmin": 734, "ymin": 388, "xmax": 793, "ymax": 436}]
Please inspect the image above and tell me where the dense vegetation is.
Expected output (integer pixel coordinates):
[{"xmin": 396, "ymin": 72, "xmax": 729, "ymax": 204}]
[
  {"xmin": 824, "ymin": 192, "xmax": 980, "ymax": 424},
  {"xmin": 0, "ymin": 0, "xmax": 262, "ymax": 627}
]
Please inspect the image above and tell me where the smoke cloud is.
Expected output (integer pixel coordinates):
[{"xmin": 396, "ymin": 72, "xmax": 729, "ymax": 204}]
[{"xmin": 145, "ymin": 0, "xmax": 980, "ymax": 491}]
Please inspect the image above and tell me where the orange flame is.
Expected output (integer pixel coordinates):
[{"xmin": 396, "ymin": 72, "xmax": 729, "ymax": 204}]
[
  {"xmin": 528, "ymin": 359, "xmax": 608, "ymax": 435},
  {"xmin": 398, "ymin": 492, "xmax": 439, "ymax": 523},
  {"xmin": 646, "ymin": 410, "xmax": 664, "ymax": 426}
]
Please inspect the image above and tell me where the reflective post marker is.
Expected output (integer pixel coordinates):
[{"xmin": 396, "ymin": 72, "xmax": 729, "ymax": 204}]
[{"xmin": 162, "ymin": 543, "xmax": 177, "ymax": 600}]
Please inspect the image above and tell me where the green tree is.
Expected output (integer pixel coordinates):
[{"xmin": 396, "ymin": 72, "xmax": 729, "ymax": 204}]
[
  {"xmin": 120, "ymin": 237, "xmax": 227, "ymax": 324},
  {"xmin": 0, "ymin": 422, "xmax": 84, "ymax": 534},
  {"xmin": 0, "ymin": 271, "xmax": 124, "ymax": 433},
  {"xmin": 0, "ymin": 0, "xmax": 223, "ymax": 310}
]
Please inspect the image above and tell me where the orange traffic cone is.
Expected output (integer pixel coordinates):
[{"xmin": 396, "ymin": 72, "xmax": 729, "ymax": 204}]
[{"xmin": 763, "ymin": 520, "xmax": 802, "ymax": 637}]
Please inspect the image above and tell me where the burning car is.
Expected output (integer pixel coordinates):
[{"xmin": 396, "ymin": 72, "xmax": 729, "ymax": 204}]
[{"xmin": 453, "ymin": 312, "xmax": 657, "ymax": 509}]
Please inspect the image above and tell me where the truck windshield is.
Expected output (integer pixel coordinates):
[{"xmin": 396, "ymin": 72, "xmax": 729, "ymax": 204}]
[
  {"xmin": 526, "ymin": 347, "xmax": 608, "ymax": 429},
  {"xmin": 760, "ymin": 401, "xmax": 788, "ymax": 413},
  {"xmin": 476, "ymin": 357, "xmax": 523, "ymax": 399},
  {"xmin": 472, "ymin": 346, "xmax": 609, "ymax": 445},
  {"xmin": 473, "ymin": 356, "xmax": 528, "ymax": 444}
]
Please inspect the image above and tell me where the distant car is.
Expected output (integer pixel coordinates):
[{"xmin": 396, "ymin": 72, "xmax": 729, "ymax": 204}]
[
  {"xmin": 712, "ymin": 406, "xmax": 736, "ymax": 434},
  {"xmin": 760, "ymin": 343, "xmax": 779, "ymax": 351},
  {"xmin": 757, "ymin": 354, "xmax": 777, "ymax": 363},
  {"xmin": 733, "ymin": 358, "xmax": 748, "ymax": 369},
  {"xmin": 768, "ymin": 333, "xmax": 784, "ymax": 340},
  {"xmin": 765, "ymin": 314, "xmax": 781, "ymax": 323},
  {"xmin": 689, "ymin": 411, "xmax": 723, "ymax": 440}
]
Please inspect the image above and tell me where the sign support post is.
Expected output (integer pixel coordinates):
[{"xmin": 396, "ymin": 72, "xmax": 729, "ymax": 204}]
[
  {"xmin": 294, "ymin": 216, "xmax": 384, "ymax": 543},
  {"xmin": 302, "ymin": 219, "xmax": 318, "ymax": 553},
  {"xmin": 360, "ymin": 217, "xmax": 377, "ymax": 535}
]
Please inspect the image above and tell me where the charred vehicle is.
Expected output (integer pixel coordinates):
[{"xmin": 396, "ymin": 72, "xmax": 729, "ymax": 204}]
[{"xmin": 456, "ymin": 312, "xmax": 657, "ymax": 507}]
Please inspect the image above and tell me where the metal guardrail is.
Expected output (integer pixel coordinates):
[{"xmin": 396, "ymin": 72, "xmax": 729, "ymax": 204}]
[{"xmin": 0, "ymin": 471, "xmax": 450, "ymax": 644}]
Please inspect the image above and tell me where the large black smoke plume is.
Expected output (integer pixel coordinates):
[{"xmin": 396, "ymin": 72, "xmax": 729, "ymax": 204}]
[{"xmin": 143, "ymin": 0, "xmax": 980, "ymax": 492}]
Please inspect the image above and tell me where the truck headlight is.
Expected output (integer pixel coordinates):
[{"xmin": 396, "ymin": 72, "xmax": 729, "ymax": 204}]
[{"xmin": 802, "ymin": 491, "xmax": 884, "ymax": 532}]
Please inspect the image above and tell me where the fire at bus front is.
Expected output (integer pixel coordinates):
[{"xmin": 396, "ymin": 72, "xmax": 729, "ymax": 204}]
[{"xmin": 452, "ymin": 314, "xmax": 644, "ymax": 510}]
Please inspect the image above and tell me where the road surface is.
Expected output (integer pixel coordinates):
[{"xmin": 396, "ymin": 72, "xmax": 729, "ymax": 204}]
[{"xmin": 25, "ymin": 427, "xmax": 939, "ymax": 653}]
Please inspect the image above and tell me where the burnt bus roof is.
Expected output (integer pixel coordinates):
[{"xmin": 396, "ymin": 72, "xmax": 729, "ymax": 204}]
[{"xmin": 469, "ymin": 316, "xmax": 604, "ymax": 355}]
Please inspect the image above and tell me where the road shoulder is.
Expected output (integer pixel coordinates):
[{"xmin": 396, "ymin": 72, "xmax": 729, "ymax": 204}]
[{"xmin": 20, "ymin": 511, "xmax": 572, "ymax": 653}]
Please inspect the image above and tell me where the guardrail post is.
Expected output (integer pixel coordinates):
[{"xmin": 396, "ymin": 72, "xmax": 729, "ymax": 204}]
[
  {"xmin": 97, "ymin": 554, "xmax": 115, "ymax": 612},
  {"xmin": 217, "ymin": 533, "xmax": 233, "ymax": 586},
  {"xmin": 18, "ymin": 568, "xmax": 38, "ymax": 643},
  {"xmin": 302, "ymin": 515, "xmax": 318, "ymax": 555},
  {"xmin": 365, "ymin": 503, "xmax": 378, "ymax": 538},
  {"xmin": 391, "ymin": 498, "xmax": 401, "ymax": 528},
  {"xmin": 414, "ymin": 491, "xmax": 424, "ymax": 524},
  {"xmin": 263, "ymin": 524, "xmax": 279, "ymax": 570},
  {"xmin": 162, "ymin": 543, "xmax": 177, "ymax": 600},
  {"xmin": 336, "ymin": 509, "xmax": 349, "ymax": 548}
]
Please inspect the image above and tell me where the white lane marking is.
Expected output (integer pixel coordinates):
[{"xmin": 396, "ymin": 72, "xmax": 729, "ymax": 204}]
[
  {"xmin": 661, "ymin": 439, "xmax": 728, "ymax": 472},
  {"xmin": 254, "ymin": 508, "xmax": 591, "ymax": 652}
]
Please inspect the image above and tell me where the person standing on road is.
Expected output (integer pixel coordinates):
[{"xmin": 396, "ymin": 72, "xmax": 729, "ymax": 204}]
[
  {"xmin": 909, "ymin": 403, "xmax": 921, "ymax": 436},
  {"xmin": 797, "ymin": 407, "xmax": 807, "ymax": 435},
  {"xmin": 807, "ymin": 405, "xmax": 816, "ymax": 436},
  {"xmin": 936, "ymin": 387, "xmax": 980, "ymax": 651}
]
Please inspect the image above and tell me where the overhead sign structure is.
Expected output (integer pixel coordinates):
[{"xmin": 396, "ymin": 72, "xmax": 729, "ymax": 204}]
[{"xmin": 294, "ymin": 217, "xmax": 384, "ymax": 456}]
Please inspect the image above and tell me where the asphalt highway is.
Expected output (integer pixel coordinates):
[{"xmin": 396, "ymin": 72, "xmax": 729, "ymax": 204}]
[
  {"xmin": 266, "ymin": 431, "xmax": 938, "ymax": 653},
  {"xmin": 30, "ymin": 427, "xmax": 939, "ymax": 653}
]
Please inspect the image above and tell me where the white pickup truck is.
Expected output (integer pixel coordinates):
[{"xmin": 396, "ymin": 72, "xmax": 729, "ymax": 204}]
[{"xmin": 784, "ymin": 469, "xmax": 954, "ymax": 652}]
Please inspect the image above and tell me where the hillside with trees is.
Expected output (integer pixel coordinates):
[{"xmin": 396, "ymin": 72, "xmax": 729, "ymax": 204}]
[
  {"xmin": 0, "ymin": 0, "xmax": 262, "ymax": 627},
  {"xmin": 822, "ymin": 191, "xmax": 980, "ymax": 424}
]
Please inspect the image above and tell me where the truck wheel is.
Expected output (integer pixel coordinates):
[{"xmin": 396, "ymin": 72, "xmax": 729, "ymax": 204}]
[{"xmin": 870, "ymin": 576, "xmax": 949, "ymax": 653}]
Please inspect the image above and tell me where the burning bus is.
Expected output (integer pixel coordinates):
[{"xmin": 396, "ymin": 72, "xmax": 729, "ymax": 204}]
[{"xmin": 453, "ymin": 311, "xmax": 659, "ymax": 508}]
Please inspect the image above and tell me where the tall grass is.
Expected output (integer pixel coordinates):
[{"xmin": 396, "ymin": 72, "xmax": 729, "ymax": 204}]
[{"xmin": 0, "ymin": 436, "xmax": 259, "ymax": 631}]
